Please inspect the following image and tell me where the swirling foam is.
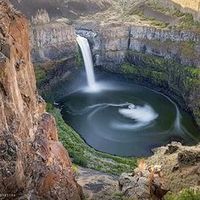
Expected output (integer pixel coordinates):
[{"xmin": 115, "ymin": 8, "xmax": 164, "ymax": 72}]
[
  {"xmin": 118, "ymin": 104, "xmax": 158, "ymax": 123},
  {"xmin": 110, "ymin": 104, "xmax": 158, "ymax": 130}
]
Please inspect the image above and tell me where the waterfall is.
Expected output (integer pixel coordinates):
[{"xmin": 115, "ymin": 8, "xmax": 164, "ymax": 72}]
[{"xmin": 76, "ymin": 35, "xmax": 96, "ymax": 90}]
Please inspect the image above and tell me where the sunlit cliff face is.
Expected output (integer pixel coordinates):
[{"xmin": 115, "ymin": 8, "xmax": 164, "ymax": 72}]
[{"xmin": 0, "ymin": 2, "xmax": 82, "ymax": 199}]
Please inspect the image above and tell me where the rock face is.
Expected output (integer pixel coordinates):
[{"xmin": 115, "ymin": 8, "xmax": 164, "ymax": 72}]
[
  {"xmin": 0, "ymin": 2, "xmax": 82, "ymax": 199},
  {"xmin": 32, "ymin": 21, "xmax": 200, "ymax": 66},
  {"xmin": 76, "ymin": 23, "xmax": 200, "ymax": 68},
  {"xmin": 8, "ymin": 0, "xmax": 200, "ymax": 67},
  {"xmin": 119, "ymin": 142, "xmax": 200, "ymax": 199},
  {"xmin": 31, "ymin": 9, "xmax": 50, "ymax": 25},
  {"xmin": 77, "ymin": 167, "xmax": 119, "ymax": 200},
  {"xmin": 119, "ymin": 162, "xmax": 168, "ymax": 200},
  {"xmin": 146, "ymin": 142, "xmax": 200, "ymax": 193},
  {"xmin": 31, "ymin": 22, "xmax": 77, "ymax": 62}
]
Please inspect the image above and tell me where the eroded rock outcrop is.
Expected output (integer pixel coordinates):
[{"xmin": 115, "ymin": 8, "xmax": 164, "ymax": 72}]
[
  {"xmin": 31, "ymin": 9, "xmax": 50, "ymax": 25},
  {"xmin": 0, "ymin": 1, "xmax": 82, "ymax": 199},
  {"xmin": 146, "ymin": 142, "xmax": 200, "ymax": 193},
  {"xmin": 77, "ymin": 167, "xmax": 119, "ymax": 200},
  {"xmin": 119, "ymin": 142, "xmax": 200, "ymax": 199},
  {"xmin": 119, "ymin": 162, "xmax": 169, "ymax": 200}
]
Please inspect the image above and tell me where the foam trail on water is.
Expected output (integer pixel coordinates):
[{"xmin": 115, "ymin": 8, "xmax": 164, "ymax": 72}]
[
  {"xmin": 67, "ymin": 103, "xmax": 130, "ymax": 115},
  {"xmin": 68, "ymin": 102, "xmax": 158, "ymax": 131},
  {"xmin": 111, "ymin": 121, "xmax": 148, "ymax": 130},
  {"xmin": 109, "ymin": 104, "xmax": 158, "ymax": 130},
  {"xmin": 118, "ymin": 104, "xmax": 158, "ymax": 123},
  {"xmin": 149, "ymin": 89, "xmax": 183, "ymax": 131},
  {"xmin": 85, "ymin": 103, "xmax": 158, "ymax": 131},
  {"xmin": 87, "ymin": 103, "xmax": 131, "ymax": 119}
]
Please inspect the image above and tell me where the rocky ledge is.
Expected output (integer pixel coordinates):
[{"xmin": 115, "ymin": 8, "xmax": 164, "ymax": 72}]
[
  {"xmin": 119, "ymin": 142, "xmax": 200, "ymax": 199},
  {"xmin": 146, "ymin": 142, "xmax": 200, "ymax": 193},
  {"xmin": 0, "ymin": 1, "xmax": 82, "ymax": 199}
]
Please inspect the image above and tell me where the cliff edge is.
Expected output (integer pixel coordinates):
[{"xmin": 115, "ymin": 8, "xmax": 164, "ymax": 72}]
[{"xmin": 0, "ymin": 1, "xmax": 82, "ymax": 199}]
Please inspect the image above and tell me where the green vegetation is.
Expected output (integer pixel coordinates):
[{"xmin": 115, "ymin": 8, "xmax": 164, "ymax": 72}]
[
  {"xmin": 150, "ymin": 21, "xmax": 169, "ymax": 28},
  {"xmin": 75, "ymin": 48, "xmax": 84, "ymax": 67},
  {"xmin": 179, "ymin": 41, "xmax": 197, "ymax": 58},
  {"xmin": 34, "ymin": 56, "xmax": 81, "ymax": 90},
  {"xmin": 109, "ymin": 1, "xmax": 170, "ymax": 28},
  {"xmin": 147, "ymin": 2, "xmax": 184, "ymax": 18},
  {"xmin": 130, "ymin": 8, "xmax": 169, "ymax": 28},
  {"xmin": 121, "ymin": 62, "xmax": 167, "ymax": 86},
  {"xmin": 72, "ymin": 163, "xmax": 79, "ymax": 174},
  {"xmin": 147, "ymin": 2, "xmax": 171, "ymax": 14},
  {"xmin": 112, "ymin": 189, "xmax": 200, "ymax": 200},
  {"xmin": 34, "ymin": 65, "xmax": 46, "ymax": 85},
  {"xmin": 111, "ymin": 192, "xmax": 131, "ymax": 200},
  {"xmin": 172, "ymin": 8, "xmax": 185, "ymax": 18},
  {"xmin": 141, "ymin": 39, "xmax": 198, "ymax": 61},
  {"xmin": 166, "ymin": 189, "xmax": 200, "ymax": 200},
  {"xmin": 179, "ymin": 13, "xmax": 200, "ymax": 31},
  {"xmin": 145, "ymin": 2, "xmax": 200, "ymax": 31},
  {"xmin": 47, "ymin": 104, "xmax": 137, "ymax": 175}
]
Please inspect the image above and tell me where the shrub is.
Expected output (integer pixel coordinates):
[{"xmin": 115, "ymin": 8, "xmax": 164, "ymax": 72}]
[{"xmin": 166, "ymin": 189, "xmax": 200, "ymax": 200}]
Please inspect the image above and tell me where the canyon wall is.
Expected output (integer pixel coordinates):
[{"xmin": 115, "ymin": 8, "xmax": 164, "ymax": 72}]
[
  {"xmin": 0, "ymin": 2, "xmax": 82, "ymax": 199},
  {"xmin": 31, "ymin": 21, "xmax": 77, "ymax": 62},
  {"xmin": 75, "ymin": 23, "xmax": 200, "ymax": 67},
  {"xmin": 32, "ymin": 22, "xmax": 200, "ymax": 67}
]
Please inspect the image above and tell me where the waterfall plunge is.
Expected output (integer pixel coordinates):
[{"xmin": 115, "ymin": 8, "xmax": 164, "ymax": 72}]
[{"xmin": 76, "ymin": 35, "xmax": 97, "ymax": 91}]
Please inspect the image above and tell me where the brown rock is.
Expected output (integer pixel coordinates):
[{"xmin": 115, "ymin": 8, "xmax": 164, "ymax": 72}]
[
  {"xmin": 146, "ymin": 142, "xmax": 200, "ymax": 193},
  {"xmin": 0, "ymin": 1, "xmax": 83, "ymax": 199},
  {"xmin": 178, "ymin": 150, "xmax": 200, "ymax": 166},
  {"xmin": 165, "ymin": 143, "xmax": 180, "ymax": 154},
  {"xmin": 119, "ymin": 164, "xmax": 169, "ymax": 200}
]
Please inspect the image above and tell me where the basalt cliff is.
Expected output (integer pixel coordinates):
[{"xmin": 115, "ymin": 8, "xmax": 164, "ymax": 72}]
[{"xmin": 0, "ymin": 2, "xmax": 82, "ymax": 199}]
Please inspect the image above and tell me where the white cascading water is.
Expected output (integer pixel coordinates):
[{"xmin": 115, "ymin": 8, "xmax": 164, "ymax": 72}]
[{"xmin": 76, "ymin": 35, "xmax": 96, "ymax": 90}]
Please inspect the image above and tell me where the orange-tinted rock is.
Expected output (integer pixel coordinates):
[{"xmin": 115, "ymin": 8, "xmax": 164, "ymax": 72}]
[{"xmin": 0, "ymin": 1, "xmax": 83, "ymax": 199}]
